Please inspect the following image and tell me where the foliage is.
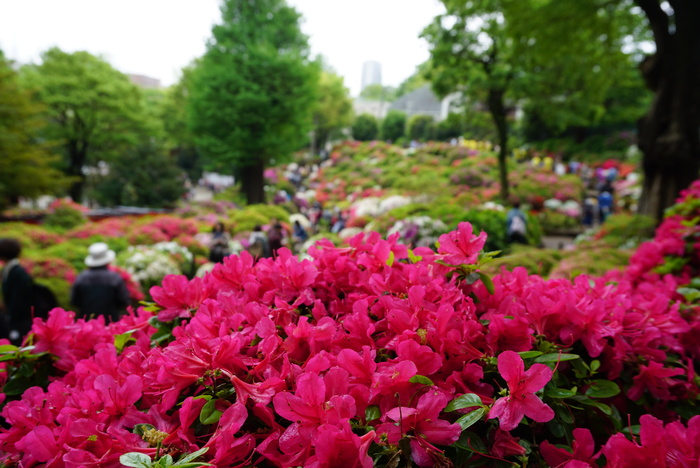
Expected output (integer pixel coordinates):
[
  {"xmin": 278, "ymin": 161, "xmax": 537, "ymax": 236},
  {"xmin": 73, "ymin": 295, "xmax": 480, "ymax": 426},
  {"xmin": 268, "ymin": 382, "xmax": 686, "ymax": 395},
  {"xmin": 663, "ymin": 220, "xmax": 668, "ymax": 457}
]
[
  {"xmin": 358, "ymin": 83, "xmax": 397, "ymax": 101},
  {"xmin": 159, "ymin": 66, "xmax": 203, "ymax": 181},
  {"xmin": 407, "ymin": 114, "xmax": 435, "ymax": 142},
  {"xmin": 380, "ymin": 110, "xmax": 406, "ymax": 142},
  {"xmin": 395, "ymin": 61, "xmax": 431, "ymax": 98},
  {"xmin": 92, "ymin": 142, "xmax": 186, "ymax": 208},
  {"xmin": 21, "ymin": 47, "xmax": 153, "ymax": 201},
  {"xmin": 593, "ymin": 213, "xmax": 656, "ymax": 248},
  {"xmin": 481, "ymin": 246, "xmax": 564, "ymax": 277},
  {"xmin": 0, "ymin": 51, "xmax": 71, "ymax": 208},
  {"xmin": 43, "ymin": 200, "xmax": 87, "ymax": 230},
  {"xmin": 312, "ymin": 71, "xmax": 353, "ymax": 150},
  {"xmin": 188, "ymin": 0, "xmax": 319, "ymax": 204},
  {"xmin": 351, "ymin": 113, "xmax": 379, "ymax": 141},
  {"xmin": 435, "ymin": 112, "xmax": 465, "ymax": 141},
  {"xmin": 226, "ymin": 203, "xmax": 291, "ymax": 234}
]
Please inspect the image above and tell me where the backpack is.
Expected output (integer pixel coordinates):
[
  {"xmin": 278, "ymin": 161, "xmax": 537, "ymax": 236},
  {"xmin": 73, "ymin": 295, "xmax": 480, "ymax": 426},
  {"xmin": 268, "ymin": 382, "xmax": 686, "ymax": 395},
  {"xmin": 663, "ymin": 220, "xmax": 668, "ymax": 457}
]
[
  {"xmin": 30, "ymin": 282, "xmax": 58, "ymax": 320},
  {"xmin": 510, "ymin": 213, "xmax": 527, "ymax": 235}
]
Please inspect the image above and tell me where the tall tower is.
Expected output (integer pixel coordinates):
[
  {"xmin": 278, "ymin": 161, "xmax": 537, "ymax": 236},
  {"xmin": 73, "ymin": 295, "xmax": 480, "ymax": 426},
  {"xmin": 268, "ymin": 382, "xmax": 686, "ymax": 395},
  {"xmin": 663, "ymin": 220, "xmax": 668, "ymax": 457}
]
[{"xmin": 361, "ymin": 61, "xmax": 382, "ymax": 91}]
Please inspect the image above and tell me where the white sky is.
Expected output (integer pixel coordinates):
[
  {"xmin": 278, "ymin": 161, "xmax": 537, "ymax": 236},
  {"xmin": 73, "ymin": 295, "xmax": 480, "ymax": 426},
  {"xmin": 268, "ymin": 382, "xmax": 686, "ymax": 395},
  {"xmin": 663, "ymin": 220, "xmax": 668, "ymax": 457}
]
[{"xmin": 0, "ymin": 0, "xmax": 445, "ymax": 96}]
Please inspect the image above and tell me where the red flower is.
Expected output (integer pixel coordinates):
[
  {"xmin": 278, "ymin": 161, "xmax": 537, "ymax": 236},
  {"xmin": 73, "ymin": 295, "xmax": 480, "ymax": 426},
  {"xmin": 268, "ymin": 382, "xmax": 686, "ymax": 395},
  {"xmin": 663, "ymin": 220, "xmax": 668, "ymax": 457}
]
[
  {"xmin": 437, "ymin": 222, "xmax": 487, "ymax": 265},
  {"xmin": 488, "ymin": 350, "xmax": 554, "ymax": 431}
]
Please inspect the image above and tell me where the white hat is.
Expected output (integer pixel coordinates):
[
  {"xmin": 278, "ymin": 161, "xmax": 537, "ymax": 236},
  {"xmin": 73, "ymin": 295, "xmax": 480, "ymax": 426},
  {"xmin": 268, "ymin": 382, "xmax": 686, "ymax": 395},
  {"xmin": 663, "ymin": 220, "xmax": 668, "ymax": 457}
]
[{"xmin": 85, "ymin": 242, "xmax": 116, "ymax": 267}]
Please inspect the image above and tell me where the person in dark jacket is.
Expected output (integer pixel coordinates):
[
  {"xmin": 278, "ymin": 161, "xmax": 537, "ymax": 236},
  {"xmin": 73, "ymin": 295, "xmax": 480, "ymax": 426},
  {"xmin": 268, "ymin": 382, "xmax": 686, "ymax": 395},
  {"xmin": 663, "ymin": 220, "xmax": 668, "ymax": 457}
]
[
  {"xmin": 0, "ymin": 238, "xmax": 33, "ymax": 344},
  {"xmin": 71, "ymin": 242, "xmax": 129, "ymax": 322}
]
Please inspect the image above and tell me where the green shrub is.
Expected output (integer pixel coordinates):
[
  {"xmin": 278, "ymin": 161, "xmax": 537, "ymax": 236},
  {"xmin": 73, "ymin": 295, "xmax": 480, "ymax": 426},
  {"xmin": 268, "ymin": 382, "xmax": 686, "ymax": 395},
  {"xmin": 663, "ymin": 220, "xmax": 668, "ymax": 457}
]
[
  {"xmin": 381, "ymin": 110, "xmax": 406, "ymax": 142},
  {"xmin": 407, "ymin": 114, "xmax": 435, "ymax": 142},
  {"xmin": 43, "ymin": 206, "xmax": 86, "ymax": 230},
  {"xmin": 352, "ymin": 114, "xmax": 379, "ymax": 141},
  {"xmin": 481, "ymin": 247, "xmax": 564, "ymax": 277}
]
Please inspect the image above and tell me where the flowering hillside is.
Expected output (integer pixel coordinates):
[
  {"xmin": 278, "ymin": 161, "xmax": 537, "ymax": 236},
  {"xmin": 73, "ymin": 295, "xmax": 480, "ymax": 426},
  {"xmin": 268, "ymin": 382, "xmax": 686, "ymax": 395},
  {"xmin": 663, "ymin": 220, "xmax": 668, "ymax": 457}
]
[{"xmin": 1, "ymin": 180, "xmax": 700, "ymax": 466}]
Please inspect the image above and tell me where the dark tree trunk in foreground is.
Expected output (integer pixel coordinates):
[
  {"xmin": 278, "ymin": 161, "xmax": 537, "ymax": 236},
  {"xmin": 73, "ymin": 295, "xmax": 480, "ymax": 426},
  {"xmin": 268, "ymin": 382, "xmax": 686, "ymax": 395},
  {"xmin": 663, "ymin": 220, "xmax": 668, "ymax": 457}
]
[
  {"xmin": 240, "ymin": 159, "xmax": 266, "ymax": 205},
  {"xmin": 488, "ymin": 88, "xmax": 510, "ymax": 202},
  {"xmin": 636, "ymin": 0, "xmax": 700, "ymax": 223}
]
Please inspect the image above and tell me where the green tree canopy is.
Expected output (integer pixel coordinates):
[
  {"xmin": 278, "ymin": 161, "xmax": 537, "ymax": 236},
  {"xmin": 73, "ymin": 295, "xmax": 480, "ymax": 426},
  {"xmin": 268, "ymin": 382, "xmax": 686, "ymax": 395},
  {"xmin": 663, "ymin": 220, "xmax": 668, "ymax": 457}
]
[
  {"xmin": 396, "ymin": 62, "xmax": 431, "ymax": 99},
  {"xmin": 352, "ymin": 114, "xmax": 379, "ymax": 142},
  {"xmin": 0, "ymin": 51, "xmax": 71, "ymax": 208},
  {"xmin": 188, "ymin": 0, "xmax": 319, "ymax": 205},
  {"xmin": 359, "ymin": 84, "xmax": 397, "ymax": 102},
  {"xmin": 159, "ymin": 65, "xmax": 203, "ymax": 181},
  {"xmin": 21, "ymin": 48, "xmax": 152, "ymax": 202},
  {"xmin": 312, "ymin": 71, "xmax": 353, "ymax": 153},
  {"xmin": 423, "ymin": 0, "xmax": 642, "ymax": 201},
  {"xmin": 92, "ymin": 142, "xmax": 186, "ymax": 208},
  {"xmin": 381, "ymin": 110, "xmax": 407, "ymax": 142}
]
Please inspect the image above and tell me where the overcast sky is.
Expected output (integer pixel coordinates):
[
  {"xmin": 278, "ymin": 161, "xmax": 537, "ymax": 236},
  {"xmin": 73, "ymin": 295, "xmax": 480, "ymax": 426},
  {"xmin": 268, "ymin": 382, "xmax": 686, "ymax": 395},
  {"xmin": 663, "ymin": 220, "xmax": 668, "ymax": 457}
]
[{"xmin": 0, "ymin": 0, "xmax": 445, "ymax": 96}]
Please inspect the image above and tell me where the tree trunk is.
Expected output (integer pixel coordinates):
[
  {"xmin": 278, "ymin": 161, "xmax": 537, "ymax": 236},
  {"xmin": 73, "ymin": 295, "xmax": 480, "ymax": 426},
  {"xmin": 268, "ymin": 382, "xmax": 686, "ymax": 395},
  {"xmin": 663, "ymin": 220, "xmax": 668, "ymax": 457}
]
[
  {"xmin": 67, "ymin": 139, "xmax": 87, "ymax": 202},
  {"xmin": 487, "ymin": 88, "xmax": 510, "ymax": 202},
  {"xmin": 240, "ymin": 159, "xmax": 266, "ymax": 205},
  {"xmin": 636, "ymin": 0, "xmax": 700, "ymax": 223}
]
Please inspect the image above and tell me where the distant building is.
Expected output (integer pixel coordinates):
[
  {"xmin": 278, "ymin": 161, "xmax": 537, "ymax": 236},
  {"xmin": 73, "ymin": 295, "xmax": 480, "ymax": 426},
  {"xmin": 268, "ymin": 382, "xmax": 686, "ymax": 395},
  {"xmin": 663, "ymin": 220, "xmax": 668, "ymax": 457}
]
[
  {"xmin": 361, "ymin": 61, "xmax": 382, "ymax": 91},
  {"xmin": 128, "ymin": 74, "xmax": 161, "ymax": 89},
  {"xmin": 353, "ymin": 99, "xmax": 390, "ymax": 120},
  {"xmin": 388, "ymin": 84, "xmax": 460, "ymax": 122}
]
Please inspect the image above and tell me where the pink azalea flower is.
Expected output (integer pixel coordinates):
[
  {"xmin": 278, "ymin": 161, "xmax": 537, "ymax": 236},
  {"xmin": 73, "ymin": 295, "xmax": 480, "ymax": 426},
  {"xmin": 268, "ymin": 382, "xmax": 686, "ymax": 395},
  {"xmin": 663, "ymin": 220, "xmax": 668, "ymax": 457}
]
[
  {"xmin": 541, "ymin": 428, "xmax": 598, "ymax": 467},
  {"xmin": 628, "ymin": 361, "xmax": 685, "ymax": 401},
  {"xmin": 437, "ymin": 222, "xmax": 487, "ymax": 265},
  {"xmin": 488, "ymin": 350, "xmax": 554, "ymax": 431},
  {"xmin": 376, "ymin": 390, "xmax": 461, "ymax": 467}
]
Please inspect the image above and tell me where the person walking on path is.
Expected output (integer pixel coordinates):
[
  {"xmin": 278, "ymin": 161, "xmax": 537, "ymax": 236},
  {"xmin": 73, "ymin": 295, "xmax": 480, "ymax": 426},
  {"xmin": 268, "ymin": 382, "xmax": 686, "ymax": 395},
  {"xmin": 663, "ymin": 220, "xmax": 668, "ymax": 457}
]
[
  {"xmin": 71, "ymin": 242, "xmax": 129, "ymax": 323},
  {"xmin": 0, "ymin": 238, "xmax": 33, "ymax": 344},
  {"xmin": 506, "ymin": 202, "xmax": 528, "ymax": 245}
]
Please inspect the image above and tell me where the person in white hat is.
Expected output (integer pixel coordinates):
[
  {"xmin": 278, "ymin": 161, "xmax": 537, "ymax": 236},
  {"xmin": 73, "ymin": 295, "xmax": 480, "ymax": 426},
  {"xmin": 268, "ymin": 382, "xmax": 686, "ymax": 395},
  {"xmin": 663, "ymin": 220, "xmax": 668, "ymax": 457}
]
[{"xmin": 70, "ymin": 242, "xmax": 129, "ymax": 322}]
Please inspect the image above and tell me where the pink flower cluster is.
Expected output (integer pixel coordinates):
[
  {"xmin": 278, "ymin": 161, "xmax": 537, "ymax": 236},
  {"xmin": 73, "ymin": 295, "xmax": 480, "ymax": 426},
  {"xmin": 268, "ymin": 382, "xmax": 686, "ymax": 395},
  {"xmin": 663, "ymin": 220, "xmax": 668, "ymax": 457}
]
[{"xmin": 1, "ymin": 189, "xmax": 700, "ymax": 466}]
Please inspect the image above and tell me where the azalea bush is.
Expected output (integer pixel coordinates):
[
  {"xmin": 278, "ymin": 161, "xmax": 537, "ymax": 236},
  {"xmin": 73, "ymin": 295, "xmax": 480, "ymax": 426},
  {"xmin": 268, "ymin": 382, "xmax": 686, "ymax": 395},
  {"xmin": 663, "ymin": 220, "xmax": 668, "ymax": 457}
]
[
  {"xmin": 116, "ymin": 245, "xmax": 184, "ymax": 293},
  {"xmin": 2, "ymin": 180, "xmax": 700, "ymax": 466}
]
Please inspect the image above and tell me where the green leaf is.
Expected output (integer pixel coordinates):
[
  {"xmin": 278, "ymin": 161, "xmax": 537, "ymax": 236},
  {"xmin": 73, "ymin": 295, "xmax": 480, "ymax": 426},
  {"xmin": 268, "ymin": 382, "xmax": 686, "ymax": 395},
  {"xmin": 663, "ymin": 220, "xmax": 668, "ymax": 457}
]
[
  {"xmin": 590, "ymin": 360, "xmax": 601, "ymax": 372},
  {"xmin": 477, "ymin": 271, "xmax": 495, "ymax": 294},
  {"xmin": 114, "ymin": 330, "xmax": 136, "ymax": 353},
  {"xmin": 386, "ymin": 251, "xmax": 395, "ymax": 267},
  {"xmin": 464, "ymin": 272, "xmax": 481, "ymax": 284},
  {"xmin": 545, "ymin": 387, "xmax": 577, "ymax": 398},
  {"xmin": 158, "ymin": 455, "xmax": 174, "ymax": 466},
  {"xmin": 571, "ymin": 396, "xmax": 613, "ymax": 415},
  {"xmin": 676, "ymin": 287, "xmax": 700, "ymax": 302},
  {"xmin": 408, "ymin": 249, "xmax": 423, "ymax": 263},
  {"xmin": 534, "ymin": 353, "xmax": 580, "ymax": 363},
  {"xmin": 518, "ymin": 351, "xmax": 543, "ymax": 359},
  {"xmin": 455, "ymin": 407, "xmax": 486, "ymax": 430},
  {"xmin": 409, "ymin": 375, "xmax": 434, "ymax": 386},
  {"xmin": 585, "ymin": 380, "xmax": 620, "ymax": 399},
  {"xmin": 0, "ymin": 345, "xmax": 19, "ymax": 353},
  {"xmin": 2, "ymin": 377, "xmax": 32, "ymax": 396},
  {"xmin": 365, "ymin": 405, "xmax": 381, "ymax": 422},
  {"xmin": 174, "ymin": 447, "xmax": 210, "ymax": 466},
  {"xmin": 199, "ymin": 399, "xmax": 223, "ymax": 425},
  {"xmin": 445, "ymin": 393, "xmax": 483, "ymax": 412},
  {"xmin": 453, "ymin": 431, "xmax": 487, "ymax": 453},
  {"xmin": 120, "ymin": 452, "xmax": 152, "ymax": 468},
  {"xmin": 133, "ymin": 424, "xmax": 156, "ymax": 437}
]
